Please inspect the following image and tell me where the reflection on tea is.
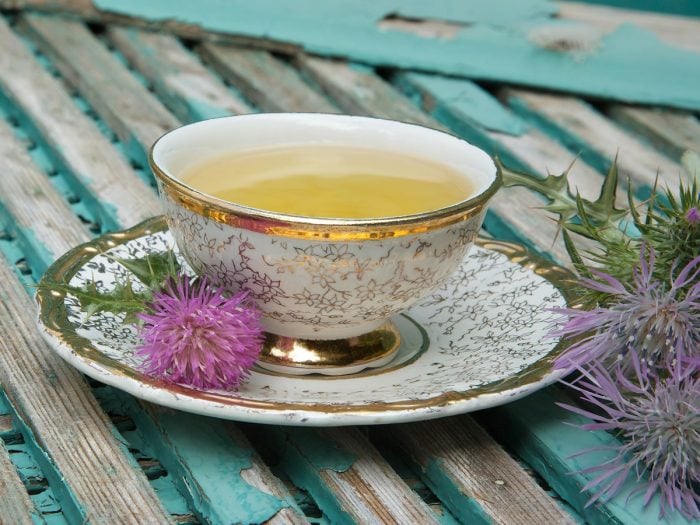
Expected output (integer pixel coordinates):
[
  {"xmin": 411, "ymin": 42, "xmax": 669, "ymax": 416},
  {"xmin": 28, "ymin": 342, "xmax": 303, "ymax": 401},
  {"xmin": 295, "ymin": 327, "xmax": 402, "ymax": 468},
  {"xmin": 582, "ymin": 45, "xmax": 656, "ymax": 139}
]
[{"xmin": 180, "ymin": 145, "xmax": 474, "ymax": 218}]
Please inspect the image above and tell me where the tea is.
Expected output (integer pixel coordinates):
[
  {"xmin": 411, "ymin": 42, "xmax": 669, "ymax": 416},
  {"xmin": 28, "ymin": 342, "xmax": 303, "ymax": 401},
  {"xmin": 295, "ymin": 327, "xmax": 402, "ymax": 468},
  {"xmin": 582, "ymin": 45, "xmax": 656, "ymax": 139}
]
[{"xmin": 180, "ymin": 145, "xmax": 473, "ymax": 219}]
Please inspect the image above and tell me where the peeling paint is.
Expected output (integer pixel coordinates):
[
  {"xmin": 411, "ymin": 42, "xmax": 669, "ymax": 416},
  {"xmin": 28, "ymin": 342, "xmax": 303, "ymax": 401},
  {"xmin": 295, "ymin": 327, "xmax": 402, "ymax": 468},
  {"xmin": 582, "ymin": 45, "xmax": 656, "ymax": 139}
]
[
  {"xmin": 94, "ymin": 0, "xmax": 700, "ymax": 110},
  {"xmin": 286, "ymin": 429, "xmax": 357, "ymax": 473}
]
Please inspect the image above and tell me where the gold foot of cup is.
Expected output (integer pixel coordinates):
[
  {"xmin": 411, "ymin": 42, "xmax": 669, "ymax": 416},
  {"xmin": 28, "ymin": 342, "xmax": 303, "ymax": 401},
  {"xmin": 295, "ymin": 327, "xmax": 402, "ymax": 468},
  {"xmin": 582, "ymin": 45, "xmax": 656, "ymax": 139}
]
[{"xmin": 257, "ymin": 321, "xmax": 401, "ymax": 376}]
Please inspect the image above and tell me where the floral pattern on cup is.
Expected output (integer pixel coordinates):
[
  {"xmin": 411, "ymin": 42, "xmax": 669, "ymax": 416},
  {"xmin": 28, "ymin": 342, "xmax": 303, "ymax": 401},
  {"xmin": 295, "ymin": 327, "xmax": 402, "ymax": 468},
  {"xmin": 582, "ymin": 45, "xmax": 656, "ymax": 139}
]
[{"xmin": 161, "ymin": 193, "xmax": 485, "ymax": 339}]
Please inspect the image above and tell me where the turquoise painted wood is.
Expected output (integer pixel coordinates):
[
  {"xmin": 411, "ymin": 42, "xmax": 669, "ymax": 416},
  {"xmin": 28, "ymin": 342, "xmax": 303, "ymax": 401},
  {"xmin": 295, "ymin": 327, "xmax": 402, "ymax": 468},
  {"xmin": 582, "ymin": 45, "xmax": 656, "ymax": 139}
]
[
  {"xmin": 482, "ymin": 388, "xmax": 691, "ymax": 525},
  {"xmin": 0, "ymin": 5, "xmax": 696, "ymax": 524},
  {"xmin": 0, "ymin": 391, "xmax": 85, "ymax": 525},
  {"xmin": 576, "ymin": 0, "xmax": 700, "ymax": 17},
  {"xmin": 383, "ymin": 70, "xmax": 689, "ymax": 525},
  {"xmin": 93, "ymin": 0, "xmax": 700, "ymax": 111},
  {"xmin": 0, "ymin": 99, "xmax": 301, "ymax": 525}
]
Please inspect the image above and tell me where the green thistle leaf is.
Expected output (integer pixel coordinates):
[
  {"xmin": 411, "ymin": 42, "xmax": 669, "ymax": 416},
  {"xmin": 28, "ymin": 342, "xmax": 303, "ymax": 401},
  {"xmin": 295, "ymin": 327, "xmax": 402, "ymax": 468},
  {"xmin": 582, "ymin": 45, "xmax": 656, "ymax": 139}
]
[
  {"xmin": 107, "ymin": 251, "xmax": 180, "ymax": 289},
  {"xmin": 38, "ymin": 250, "xmax": 182, "ymax": 324},
  {"xmin": 36, "ymin": 278, "xmax": 150, "ymax": 323}
]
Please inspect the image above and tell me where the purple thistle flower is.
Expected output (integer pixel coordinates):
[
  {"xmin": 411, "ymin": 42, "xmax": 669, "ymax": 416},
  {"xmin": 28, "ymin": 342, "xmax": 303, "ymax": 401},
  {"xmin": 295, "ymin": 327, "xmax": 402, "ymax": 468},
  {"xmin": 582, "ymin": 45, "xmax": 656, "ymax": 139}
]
[
  {"xmin": 553, "ymin": 247, "xmax": 700, "ymax": 374},
  {"xmin": 136, "ymin": 276, "xmax": 264, "ymax": 389},
  {"xmin": 686, "ymin": 207, "xmax": 700, "ymax": 225},
  {"xmin": 559, "ymin": 354, "xmax": 700, "ymax": 520}
]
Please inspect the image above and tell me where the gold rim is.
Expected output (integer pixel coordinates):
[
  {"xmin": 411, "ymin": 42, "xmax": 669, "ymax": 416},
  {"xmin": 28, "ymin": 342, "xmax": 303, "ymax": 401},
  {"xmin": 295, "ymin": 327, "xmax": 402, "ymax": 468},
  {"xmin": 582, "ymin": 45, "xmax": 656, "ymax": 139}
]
[
  {"xmin": 36, "ymin": 216, "xmax": 580, "ymax": 414},
  {"xmin": 149, "ymin": 114, "xmax": 502, "ymax": 240}
]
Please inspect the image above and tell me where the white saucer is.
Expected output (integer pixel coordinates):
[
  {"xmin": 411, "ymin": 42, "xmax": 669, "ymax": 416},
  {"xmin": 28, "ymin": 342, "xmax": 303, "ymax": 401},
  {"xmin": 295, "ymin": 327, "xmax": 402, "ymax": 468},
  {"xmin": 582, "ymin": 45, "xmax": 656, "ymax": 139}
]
[{"xmin": 36, "ymin": 217, "xmax": 573, "ymax": 426}]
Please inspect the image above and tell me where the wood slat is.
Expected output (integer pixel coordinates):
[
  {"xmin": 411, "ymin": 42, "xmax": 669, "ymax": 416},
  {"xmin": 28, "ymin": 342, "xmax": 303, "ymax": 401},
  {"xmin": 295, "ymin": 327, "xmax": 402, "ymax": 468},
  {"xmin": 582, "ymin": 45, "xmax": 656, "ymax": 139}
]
[
  {"xmin": 0, "ymin": 16, "xmax": 157, "ymax": 230},
  {"xmin": 0, "ymin": 119, "xmax": 170, "ymax": 522},
  {"xmin": 608, "ymin": 105, "xmax": 700, "ymax": 159},
  {"xmin": 0, "ymin": 0, "xmax": 302, "ymax": 55},
  {"xmin": 130, "ymin": 404, "xmax": 309, "ymax": 525},
  {"xmin": 279, "ymin": 428, "xmax": 440, "ymax": 525},
  {"xmin": 394, "ymin": 72, "xmax": 612, "ymax": 202},
  {"xmin": 482, "ymin": 388, "xmax": 690, "ymax": 525},
  {"xmin": 558, "ymin": 1, "xmax": 700, "ymax": 54},
  {"xmin": 0, "ymin": 203, "xmax": 170, "ymax": 525},
  {"xmin": 504, "ymin": 89, "xmax": 687, "ymax": 191},
  {"xmin": 298, "ymin": 57, "xmax": 439, "ymax": 129},
  {"xmin": 0, "ymin": 439, "xmax": 36, "ymax": 525},
  {"xmin": 107, "ymin": 26, "xmax": 252, "ymax": 122},
  {"xmin": 0, "ymin": 119, "xmax": 87, "ymax": 270},
  {"xmin": 296, "ymin": 57, "xmax": 576, "ymax": 265},
  {"xmin": 232, "ymin": 428, "xmax": 310, "ymax": 525},
  {"xmin": 0, "ymin": 415, "xmax": 13, "ymax": 437},
  {"xmin": 391, "ymin": 417, "xmax": 575, "ymax": 525},
  {"xmin": 0, "ymin": 133, "xmax": 305, "ymax": 523},
  {"xmin": 198, "ymin": 43, "xmax": 338, "ymax": 113},
  {"xmin": 0, "ymin": 20, "xmax": 311, "ymax": 521},
  {"xmin": 21, "ymin": 13, "xmax": 180, "ymax": 166}
]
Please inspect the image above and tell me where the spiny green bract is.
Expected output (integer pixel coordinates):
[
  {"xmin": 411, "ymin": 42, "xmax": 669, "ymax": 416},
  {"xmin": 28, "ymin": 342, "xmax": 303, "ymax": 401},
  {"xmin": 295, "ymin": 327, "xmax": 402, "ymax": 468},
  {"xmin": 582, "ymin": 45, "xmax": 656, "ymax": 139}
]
[
  {"xmin": 498, "ymin": 158, "xmax": 699, "ymax": 307},
  {"xmin": 37, "ymin": 250, "xmax": 181, "ymax": 324}
]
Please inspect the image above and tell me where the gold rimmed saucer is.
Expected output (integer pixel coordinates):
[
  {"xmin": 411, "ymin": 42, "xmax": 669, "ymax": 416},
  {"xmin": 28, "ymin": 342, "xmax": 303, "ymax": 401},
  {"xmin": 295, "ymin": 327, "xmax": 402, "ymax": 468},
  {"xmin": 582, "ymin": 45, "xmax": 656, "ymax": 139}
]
[{"xmin": 35, "ymin": 216, "xmax": 576, "ymax": 426}]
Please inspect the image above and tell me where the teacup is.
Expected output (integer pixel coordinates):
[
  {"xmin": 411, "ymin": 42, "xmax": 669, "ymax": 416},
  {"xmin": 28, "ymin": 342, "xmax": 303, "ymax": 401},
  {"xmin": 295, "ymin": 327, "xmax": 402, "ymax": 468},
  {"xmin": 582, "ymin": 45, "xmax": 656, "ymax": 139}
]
[{"xmin": 150, "ymin": 114, "xmax": 500, "ymax": 375}]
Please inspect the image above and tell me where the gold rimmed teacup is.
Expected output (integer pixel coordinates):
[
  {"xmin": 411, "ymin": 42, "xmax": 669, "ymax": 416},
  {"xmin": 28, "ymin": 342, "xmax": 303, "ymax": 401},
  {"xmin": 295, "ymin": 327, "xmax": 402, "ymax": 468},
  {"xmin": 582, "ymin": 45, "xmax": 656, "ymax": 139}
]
[{"xmin": 150, "ymin": 114, "xmax": 500, "ymax": 375}]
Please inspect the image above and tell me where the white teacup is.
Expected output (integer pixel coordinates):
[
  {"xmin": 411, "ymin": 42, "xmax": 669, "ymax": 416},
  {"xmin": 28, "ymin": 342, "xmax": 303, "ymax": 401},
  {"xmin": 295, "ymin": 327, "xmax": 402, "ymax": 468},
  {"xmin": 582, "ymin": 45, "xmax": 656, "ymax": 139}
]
[{"xmin": 150, "ymin": 114, "xmax": 499, "ymax": 375}]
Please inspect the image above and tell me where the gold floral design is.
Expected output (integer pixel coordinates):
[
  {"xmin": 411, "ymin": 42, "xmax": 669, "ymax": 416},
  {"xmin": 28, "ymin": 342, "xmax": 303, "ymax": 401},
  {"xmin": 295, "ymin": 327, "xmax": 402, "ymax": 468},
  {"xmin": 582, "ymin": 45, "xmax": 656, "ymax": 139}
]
[{"xmin": 162, "ymin": 193, "xmax": 485, "ymax": 337}]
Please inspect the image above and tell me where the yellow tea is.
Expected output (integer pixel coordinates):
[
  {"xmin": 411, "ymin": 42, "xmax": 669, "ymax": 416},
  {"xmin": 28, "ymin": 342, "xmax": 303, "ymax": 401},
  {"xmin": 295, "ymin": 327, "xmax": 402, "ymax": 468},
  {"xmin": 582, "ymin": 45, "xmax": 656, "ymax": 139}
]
[{"xmin": 180, "ymin": 145, "xmax": 473, "ymax": 218}]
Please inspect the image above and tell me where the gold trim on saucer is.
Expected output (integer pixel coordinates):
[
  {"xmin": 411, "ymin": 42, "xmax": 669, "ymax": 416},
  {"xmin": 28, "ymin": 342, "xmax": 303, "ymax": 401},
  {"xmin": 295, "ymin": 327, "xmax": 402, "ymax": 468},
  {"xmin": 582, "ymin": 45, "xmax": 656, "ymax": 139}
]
[{"xmin": 36, "ymin": 216, "xmax": 580, "ymax": 414}]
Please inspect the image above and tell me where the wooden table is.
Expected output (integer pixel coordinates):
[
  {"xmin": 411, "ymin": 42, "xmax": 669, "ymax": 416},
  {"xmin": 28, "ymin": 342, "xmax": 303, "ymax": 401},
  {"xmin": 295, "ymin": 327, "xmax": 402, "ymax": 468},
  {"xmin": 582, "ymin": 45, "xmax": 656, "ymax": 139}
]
[{"xmin": 0, "ymin": 3, "xmax": 697, "ymax": 524}]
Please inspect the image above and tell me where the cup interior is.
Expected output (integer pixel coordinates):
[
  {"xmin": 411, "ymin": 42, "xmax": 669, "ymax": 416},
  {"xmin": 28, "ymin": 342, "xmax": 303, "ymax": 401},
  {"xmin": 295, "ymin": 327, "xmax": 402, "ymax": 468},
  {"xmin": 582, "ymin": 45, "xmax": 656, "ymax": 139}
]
[{"xmin": 151, "ymin": 114, "xmax": 497, "ymax": 219}]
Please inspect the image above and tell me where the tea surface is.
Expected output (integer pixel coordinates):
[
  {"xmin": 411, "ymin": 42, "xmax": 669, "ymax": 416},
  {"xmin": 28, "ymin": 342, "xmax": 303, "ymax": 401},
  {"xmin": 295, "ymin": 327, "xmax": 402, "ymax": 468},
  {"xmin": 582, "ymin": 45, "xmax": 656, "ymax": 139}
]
[{"xmin": 181, "ymin": 145, "xmax": 473, "ymax": 218}]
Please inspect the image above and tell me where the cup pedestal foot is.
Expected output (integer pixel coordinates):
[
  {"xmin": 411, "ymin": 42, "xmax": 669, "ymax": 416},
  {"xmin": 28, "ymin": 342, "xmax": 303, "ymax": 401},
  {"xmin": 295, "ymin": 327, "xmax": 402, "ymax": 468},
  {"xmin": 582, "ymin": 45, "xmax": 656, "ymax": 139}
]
[{"xmin": 257, "ymin": 321, "xmax": 401, "ymax": 376}]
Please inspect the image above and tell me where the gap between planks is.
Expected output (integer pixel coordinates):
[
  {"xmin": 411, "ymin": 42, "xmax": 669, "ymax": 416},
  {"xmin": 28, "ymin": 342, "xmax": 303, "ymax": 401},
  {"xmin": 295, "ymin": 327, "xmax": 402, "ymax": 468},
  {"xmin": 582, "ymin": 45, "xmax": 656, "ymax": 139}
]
[
  {"xmin": 0, "ymin": 439, "xmax": 37, "ymax": 525},
  {"xmin": 0, "ymin": 118, "xmax": 170, "ymax": 523},
  {"xmin": 502, "ymin": 88, "xmax": 687, "ymax": 192},
  {"xmin": 0, "ymin": 16, "xmax": 157, "ymax": 230},
  {"xmin": 390, "ymin": 417, "xmax": 576, "ymax": 525},
  {"xmin": 1, "ymin": 15, "xmax": 309, "ymax": 524}
]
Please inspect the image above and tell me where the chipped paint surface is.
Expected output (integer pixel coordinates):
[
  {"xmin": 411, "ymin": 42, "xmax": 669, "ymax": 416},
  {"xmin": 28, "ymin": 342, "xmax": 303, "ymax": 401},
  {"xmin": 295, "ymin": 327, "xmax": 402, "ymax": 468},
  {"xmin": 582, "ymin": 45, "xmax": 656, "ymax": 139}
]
[
  {"xmin": 0, "ymin": 392, "xmax": 86, "ymax": 524},
  {"xmin": 489, "ymin": 389, "xmax": 691, "ymax": 525},
  {"xmin": 94, "ymin": 0, "xmax": 700, "ymax": 110},
  {"xmin": 395, "ymin": 72, "xmax": 528, "ymax": 136},
  {"xmin": 286, "ymin": 429, "xmax": 357, "ymax": 472}
]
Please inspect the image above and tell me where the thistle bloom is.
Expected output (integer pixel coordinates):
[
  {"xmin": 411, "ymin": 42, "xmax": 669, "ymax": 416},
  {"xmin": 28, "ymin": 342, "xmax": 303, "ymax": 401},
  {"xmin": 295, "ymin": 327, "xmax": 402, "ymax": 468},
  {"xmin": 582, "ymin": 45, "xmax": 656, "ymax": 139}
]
[
  {"xmin": 553, "ymin": 247, "xmax": 700, "ymax": 374},
  {"xmin": 686, "ymin": 207, "xmax": 700, "ymax": 225},
  {"xmin": 136, "ymin": 276, "xmax": 264, "ymax": 389},
  {"xmin": 559, "ymin": 354, "xmax": 700, "ymax": 520}
]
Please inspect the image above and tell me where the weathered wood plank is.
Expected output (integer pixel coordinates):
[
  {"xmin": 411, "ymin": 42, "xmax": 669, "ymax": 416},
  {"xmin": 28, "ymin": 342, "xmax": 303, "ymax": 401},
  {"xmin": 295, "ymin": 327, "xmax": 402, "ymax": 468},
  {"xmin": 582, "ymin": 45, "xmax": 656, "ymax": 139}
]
[
  {"xmin": 0, "ymin": 119, "xmax": 87, "ymax": 271},
  {"xmin": 198, "ymin": 44, "xmax": 338, "ymax": 113},
  {"xmin": 130, "ymin": 404, "xmax": 309, "ymax": 525},
  {"xmin": 0, "ymin": 16, "xmax": 157, "ymax": 230},
  {"xmin": 391, "ymin": 417, "xmax": 576, "ymax": 525},
  {"xmin": 0, "ymin": 60, "xmax": 307, "ymax": 524},
  {"xmin": 481, "ymin": 388, "xmax": 690, "ymax": 525},
  {"xmin": 504, "ymin": 89, "xmax": 687, "ymax": 191},
  {"xmin": 21, "ymin": 13, "xmax": 180, "ymax": 166},
  {"xmin": 296, "ymin": 57, "xmax": 575, "ymax": 264},
  {"xmin": 608, "ymin": 105, "xmax": 700, "ymax": 160},
  {"xmin": 298, "ymin": 57, "xmax": 439, "ymax": 129},
  {"xmin": 395, "ymin": 72, "xmax": 610, "ymax": 202},
  {"xmin": 0, "ymin": 0, "xmax": 302, "ymax": 55},
  {"xmin": 107, "ymin": 26, "xmax": 252, "ymax": 122},
  {"xmin": 0, "ymin": 233, "xmax": 170, "ymax": 524},
  {"xmin": 278, "ymin": 428, "xmax": 440, "ymax": 525},
  {"xmin": 0, "ymin": 439, "xmax": 37, "ymax": 525},
  {"xmin": 26, "ymin": 0, "xmax": 700, "ymax": 111},
  {"xmin": 558, "ymin": 1, "xmax": 700, "ymax": 54},
  {"xmin": 0, "ymin": 415, "xmax": 14, "ymax": 437}
]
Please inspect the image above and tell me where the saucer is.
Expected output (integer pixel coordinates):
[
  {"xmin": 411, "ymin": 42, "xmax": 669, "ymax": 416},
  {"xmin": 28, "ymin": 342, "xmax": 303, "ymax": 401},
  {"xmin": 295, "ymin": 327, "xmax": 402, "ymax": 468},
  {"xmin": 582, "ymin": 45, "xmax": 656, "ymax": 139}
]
[{"xmin": 36, "ymin": 217, "xmax": 574, "ymax": 426}]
